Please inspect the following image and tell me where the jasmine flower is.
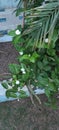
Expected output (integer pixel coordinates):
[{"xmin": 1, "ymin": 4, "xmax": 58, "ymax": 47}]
[
  {"xmin": 15, "ymin": 30, "xmax": 21, "ymax": 35},
  {"xmin": 16, "ymin": 80, "xmax": 20, "ymax": 85},
  {"xmin": 19, "ymin": 51, "xmax": 23, "ymax": 55},
  {"xmin": 45, "ymin": 38, "xmax": 48, "ymax": 43}
]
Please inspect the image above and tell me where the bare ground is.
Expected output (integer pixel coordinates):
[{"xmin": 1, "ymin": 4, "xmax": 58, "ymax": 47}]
[
  {"xmin": 0, "ymin": 96, "xmax": 59, "ymax": 130},
  {"xmin": 0, "ymin": 42, "xmax": 59, "ymax": 130},
  {"xmin": 0, "ymin": 42, "xmax": 18, "ymax": 80}
]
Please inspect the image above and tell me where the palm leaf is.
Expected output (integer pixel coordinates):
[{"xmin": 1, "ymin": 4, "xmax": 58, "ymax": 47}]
[{"xmin": 23, "ymin": 0, "xmax": 59, "ymax": 46}]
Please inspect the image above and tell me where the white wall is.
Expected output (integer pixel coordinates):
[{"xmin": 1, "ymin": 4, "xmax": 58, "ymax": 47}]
[
  {"xmin": 0, "ymin": 0, "xmax": 19, "ymax": 8},
  {"xmin": 0, "ymin": 8, "xmax": 23, "ymax": 31},
  {"xmin": 0, "ymin": 0, "xmax": 23, "ymax": 40}
]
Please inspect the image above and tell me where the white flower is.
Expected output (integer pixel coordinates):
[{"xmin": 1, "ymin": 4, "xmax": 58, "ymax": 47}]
[
  {"xmin": 18, "ymin": 87, "xmax": 20, "ymax": 91},
  {"xmin": 21, "ymin": 68, "xmax": 25, "ymax": 72},
  {"xmin": 21, "ymin": 68, "xmax": 26, "ymax": 74},
  {"xmin": 22, "ymin": 71, "xmax": 26, "ymax": 74},
  {"xmin": 19, "ymin": 51, "xmax": 23, "ymax": 55},
  {"xmin": 45, "ymin": 38, "xmax": 48, "ymax": 43},
  {"xmin": 16, "ymin": 80, "xmax": 20, "ymax": 85},
  {"xmin": 15, "ymin": 29, "xmax": 21, "ymax": 35}
]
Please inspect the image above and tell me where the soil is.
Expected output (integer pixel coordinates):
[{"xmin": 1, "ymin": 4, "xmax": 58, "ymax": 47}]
[
  {"xmin": 0, "ymin": 42, "xmax": 59, "ymax": 130},
  {"xmin": 0, "ymin": 96, "xmax": 59, "ymax": 130},
  {"xmin": 0, "ymin": 42, "xmax": 18, "ymax": 80}
]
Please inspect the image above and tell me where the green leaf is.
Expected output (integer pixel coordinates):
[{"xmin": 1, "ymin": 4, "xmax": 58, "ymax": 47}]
[
  {"xmin": 30, "ymin": 52, "xmax": 39, "ymax": 63},
  {"xmin": 2, "ymin": 82, "xmax": 8, "ymax": 89},
  {"xmin": 30, "ymin": 57, "xmax": 35, "ymax": 63},
  {"xmin": 6, "ymin": 90, "xmax": 17, "ymax": 98},
  {"xmin": 37, "ymin": 76, "xmax": 48, "ymax": 86},
  {"xmin": 6, "ymin": 91, "xmax": 10, "ymax": 98},
  {"xmin": 51, "ymin": 30, "xmax": 58, "ymax": 46},
  {"xmin": 13, "ymin": 35, "xmax": 21, "ymax": 44},
  {"xmin": 45, "ymin": 88, "xmax": 50, "ymax": 98},
  {"xmin": 8, "ymin": 30, "xmax": 15, "ymax": 37},
  {"xmin": 32, "ymin": 52, "xmax": 39, "ymax": 59},
  {"xmin": 20, "ymin": 54, "xmax": 30, "ymax": 62},
  {"xmin": 18, "ymin": 90, "xmax": 27, "ymax": 98},
  {"xmin": 44, "ymin": 66, "xmax": 51, "ymax": 71},
  {"xmin": 19, "ymin": 93, "xmax": 27, "ymax": 98},
  {"xmin": 37, "ymin": 61, "xmax": 43, "ymax": 69},
  {"xmin": 9, "ymin": 64, "xmax": 20, "ymax": 74},
  {"xmin": 10, "ymin": 93, "xmax": 17, "ymax": 98},
  {"xmin": 48, "ymin": 82, "xmax": 56, "ymax": 92},
  {"xmin": 20, "ymin": 90, "xmax": 26, "ymax": 95}
]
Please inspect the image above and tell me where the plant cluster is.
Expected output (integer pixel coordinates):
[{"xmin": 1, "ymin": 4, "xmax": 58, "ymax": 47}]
[
  {"xmin": 2, "ymin": 0, "xmax": 59, "ymax": 108},
  {"xmin": 2, "ymin": 26, "xmax": 59, "ymax": 107}
]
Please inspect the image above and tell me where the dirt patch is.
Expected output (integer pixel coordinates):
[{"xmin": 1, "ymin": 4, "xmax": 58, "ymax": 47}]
[
  {"xmin": 0, "ymin": 95, "xmax": 59, "ymax": 130},
  {"xmin": 0, "ymin": 42, "xmax": 18, "ymax": 80},
  {"xmin": 0, "ymin": 42, "xmax": 59, "ymax": 130}
]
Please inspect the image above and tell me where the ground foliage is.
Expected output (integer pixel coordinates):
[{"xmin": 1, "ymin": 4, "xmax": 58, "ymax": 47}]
[{"xmin": 2, "ymin": 0, "xmax": 59, "ymax": 108}]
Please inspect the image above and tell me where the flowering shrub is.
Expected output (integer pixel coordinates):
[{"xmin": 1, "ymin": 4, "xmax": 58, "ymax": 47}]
[{"xmin": 1, "ymin": 26, "xmax": 59, "ymax": 108}]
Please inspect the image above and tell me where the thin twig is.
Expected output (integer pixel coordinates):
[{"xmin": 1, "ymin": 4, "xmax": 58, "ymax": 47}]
[
  {"xmin": 27, "ymin": 81, "xmax": 36, "ymax": 107},
  {"xmin": 0, "ymin": 73, "xmax": 11, "ymax": 76},
  {"xmin": 27, "ymin": 81, "xmax": 41, "ymax": 105}
]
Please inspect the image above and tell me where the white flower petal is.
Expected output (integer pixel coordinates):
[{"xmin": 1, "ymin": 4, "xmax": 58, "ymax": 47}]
[
  {"xmin": 45, "ymin": 38, "xmax": 48, "ymax": 43},
  {"xmin": 22, "ymin": 71, "xmax": 26, "ymax": 74},
  {"xmin": 15, "ymin": 30, "xmax": 21, "ymax": 35},
  {"xmin": 16, "ymin": 80, "xmax": 20, "ymax": 85},
  {"xmin": 21, "ymin": 68, "xmax": 25, "ymax": 72},
  {"xmin": 19, "ymin": 51, "xmax": 23, "ymax": 55}
]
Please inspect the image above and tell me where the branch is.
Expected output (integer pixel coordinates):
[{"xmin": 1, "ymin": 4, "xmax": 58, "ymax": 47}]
[{"xmin": 27, "ymin": 81, "xmax": 41, "ymax": 106}]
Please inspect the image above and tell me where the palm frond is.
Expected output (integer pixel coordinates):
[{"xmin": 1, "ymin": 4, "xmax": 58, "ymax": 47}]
[{"xmin": 23, "ymin": 0, "xmax": 59, "ymax": 47}]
